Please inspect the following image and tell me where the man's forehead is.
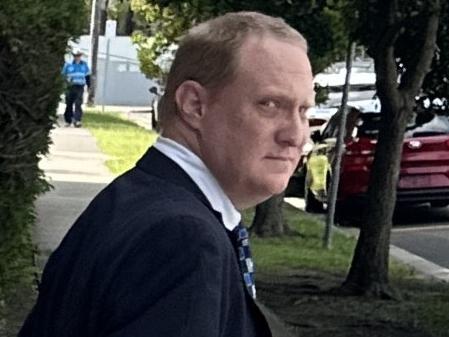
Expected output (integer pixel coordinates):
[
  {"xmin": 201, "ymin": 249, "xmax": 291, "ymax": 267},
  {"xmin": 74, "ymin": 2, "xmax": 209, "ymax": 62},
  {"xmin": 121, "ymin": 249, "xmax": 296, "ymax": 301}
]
[
  {"xmin": 238, "ymin": 38, "xmax": 313, "ymax": 80},
  {"xmin": 238, "ymin": 36, "xmax": 312, "ymax": 75}
]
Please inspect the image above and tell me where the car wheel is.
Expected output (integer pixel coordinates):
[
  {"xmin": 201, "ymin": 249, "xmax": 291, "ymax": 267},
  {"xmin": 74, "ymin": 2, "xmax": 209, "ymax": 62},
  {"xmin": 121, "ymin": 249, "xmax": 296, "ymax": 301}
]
[
  {"xmin": 335, "ymin": 200, "xmax": 363, "ymax": 227},
  {"xmin": 335, "ymin": 204, "xmax": 352, "ymax": 226}
]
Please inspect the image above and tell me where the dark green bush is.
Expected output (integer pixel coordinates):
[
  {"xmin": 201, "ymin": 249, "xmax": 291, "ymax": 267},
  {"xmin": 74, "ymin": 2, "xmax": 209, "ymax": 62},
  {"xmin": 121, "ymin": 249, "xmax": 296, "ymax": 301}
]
[{"xmin": 0, "ymin": 0, "xmax": 87, "ymax": 309}]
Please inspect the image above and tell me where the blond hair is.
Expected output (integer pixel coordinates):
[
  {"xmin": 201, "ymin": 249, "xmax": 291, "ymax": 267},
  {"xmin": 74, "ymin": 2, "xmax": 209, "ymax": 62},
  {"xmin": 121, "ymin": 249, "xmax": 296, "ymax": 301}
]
[{"xmin": 159, "ymin": 11, "xmax": 308, "ymax": 127}]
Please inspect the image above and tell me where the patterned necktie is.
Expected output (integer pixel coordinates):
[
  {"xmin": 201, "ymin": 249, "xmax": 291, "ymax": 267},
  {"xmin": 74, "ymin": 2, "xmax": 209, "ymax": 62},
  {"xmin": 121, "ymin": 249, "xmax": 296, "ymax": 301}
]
[{"xmin": 231, "ymin": 222, "xmax": 256, "ymax": 299}]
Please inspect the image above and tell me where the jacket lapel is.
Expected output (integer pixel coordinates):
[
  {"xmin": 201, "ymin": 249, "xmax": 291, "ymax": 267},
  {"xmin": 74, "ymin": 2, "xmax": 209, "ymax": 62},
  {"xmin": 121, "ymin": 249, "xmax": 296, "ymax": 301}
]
[{"xmin": 135, "ymin": 147, "xmax": 223, "ymax": 224}]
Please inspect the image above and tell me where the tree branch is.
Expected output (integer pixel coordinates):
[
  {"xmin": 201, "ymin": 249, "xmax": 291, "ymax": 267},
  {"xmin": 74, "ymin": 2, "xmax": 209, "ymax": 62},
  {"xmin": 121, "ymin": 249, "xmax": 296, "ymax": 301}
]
[
  {"xmin": 399, "ymin": 0, "xmax": 441, "ymax": 96},
  {"xmin": 373, "ymin": 0, "xmax": 402, "ymax": 103}
]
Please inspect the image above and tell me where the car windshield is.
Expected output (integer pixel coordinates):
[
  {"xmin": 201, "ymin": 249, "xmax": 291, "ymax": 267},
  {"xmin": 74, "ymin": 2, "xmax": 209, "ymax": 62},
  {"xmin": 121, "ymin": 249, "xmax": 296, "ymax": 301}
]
[
  {"xmin": 328, "ymin": 84, "xmax": 376, "ymax": 93},
  {"xmin": 355, "ymin": 113, "xmax": 449, "ymax": 138},
  {"xmin": 405, "ymin": 114, "xmax": 449, "ymax": 137}
]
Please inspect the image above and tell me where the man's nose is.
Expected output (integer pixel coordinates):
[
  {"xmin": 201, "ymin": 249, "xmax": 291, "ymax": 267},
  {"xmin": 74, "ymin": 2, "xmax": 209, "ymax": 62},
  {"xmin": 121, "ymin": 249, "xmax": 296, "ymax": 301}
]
[{"xmin": 276, "ymin": 113, "xmax": 310, "ymax": 148}]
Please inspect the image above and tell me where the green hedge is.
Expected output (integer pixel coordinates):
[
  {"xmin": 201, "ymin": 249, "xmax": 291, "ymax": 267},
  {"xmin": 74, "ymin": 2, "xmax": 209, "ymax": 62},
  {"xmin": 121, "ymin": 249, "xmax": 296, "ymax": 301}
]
[{"xmin": 0, "ymin": 0, "xmax": 86, "ymax": 304}]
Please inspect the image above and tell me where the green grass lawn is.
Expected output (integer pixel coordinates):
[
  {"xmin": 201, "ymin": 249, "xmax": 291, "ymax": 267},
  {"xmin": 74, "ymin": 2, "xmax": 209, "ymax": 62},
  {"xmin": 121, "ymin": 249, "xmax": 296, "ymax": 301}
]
[
  {"xmin": 243, "ymin": 204, "xmax": 412, "ymax": 278},
  {"xmin": 244, "ymin": 204, "xmax": 357, "ymax": 274},
  {"xmin": 84, "ymin": 110, "xmax": 449, "ymax": 337},
  {"xmin": 83, "ymin": 110, "xmax": 158, "ymax": 175}
]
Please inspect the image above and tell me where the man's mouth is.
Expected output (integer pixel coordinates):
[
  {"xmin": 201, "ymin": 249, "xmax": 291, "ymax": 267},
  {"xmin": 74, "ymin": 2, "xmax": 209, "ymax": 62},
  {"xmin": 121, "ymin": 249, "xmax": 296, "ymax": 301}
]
[{"xmin": 265, "ymin": 156, "xmax": 295, "ymax": 162}]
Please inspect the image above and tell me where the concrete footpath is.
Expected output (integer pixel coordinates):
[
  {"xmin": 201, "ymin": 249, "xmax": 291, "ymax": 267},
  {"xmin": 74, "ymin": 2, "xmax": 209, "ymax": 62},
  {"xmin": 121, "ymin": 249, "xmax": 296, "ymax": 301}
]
[{"xmin": 34, "ymin": 118, "xmax": 114, "ymax": 269}]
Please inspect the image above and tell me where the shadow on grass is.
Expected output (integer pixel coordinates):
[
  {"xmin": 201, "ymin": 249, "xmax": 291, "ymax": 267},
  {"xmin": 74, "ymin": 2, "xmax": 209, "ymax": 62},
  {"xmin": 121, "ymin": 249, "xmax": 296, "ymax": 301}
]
[{"xmin": 257, "ymin": 269, "xmax": 448, "ymax": 337}]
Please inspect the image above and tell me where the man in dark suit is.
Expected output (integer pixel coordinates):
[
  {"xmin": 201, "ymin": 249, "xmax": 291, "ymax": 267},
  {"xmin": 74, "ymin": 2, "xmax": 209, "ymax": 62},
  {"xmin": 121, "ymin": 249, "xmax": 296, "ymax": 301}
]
[{"xmin": 19, "ymin": 11, "xmax": 314, "ymax": 337}]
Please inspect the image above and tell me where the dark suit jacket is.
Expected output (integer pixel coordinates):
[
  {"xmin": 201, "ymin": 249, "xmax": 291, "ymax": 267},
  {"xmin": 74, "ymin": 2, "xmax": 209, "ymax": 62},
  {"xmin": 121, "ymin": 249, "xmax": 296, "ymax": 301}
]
[{"xmin": 19, "ymin": 148, "xmax": 272, "ymax": 337}]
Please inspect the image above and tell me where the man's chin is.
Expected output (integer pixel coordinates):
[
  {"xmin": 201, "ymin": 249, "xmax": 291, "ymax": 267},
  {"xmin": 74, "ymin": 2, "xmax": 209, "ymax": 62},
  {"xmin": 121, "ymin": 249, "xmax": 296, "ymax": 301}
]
[
  {"xmin": 237, "ymin": 177, "xmax": 291, "ymax": 209},
  {"xmin": 260, "ymin": 179, "xmax": 290, "ymax": 198}
]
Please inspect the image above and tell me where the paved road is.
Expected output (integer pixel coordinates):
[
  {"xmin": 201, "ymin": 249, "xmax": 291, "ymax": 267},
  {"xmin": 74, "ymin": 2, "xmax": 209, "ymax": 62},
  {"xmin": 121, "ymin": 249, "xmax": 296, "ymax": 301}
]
[
  {"xmin": 285, "ymin": 197, "xmax": 449, "ymax": 273},
  {"xmin": 392, "ymin": 205, "xmax": 449, "ymax": 269}
]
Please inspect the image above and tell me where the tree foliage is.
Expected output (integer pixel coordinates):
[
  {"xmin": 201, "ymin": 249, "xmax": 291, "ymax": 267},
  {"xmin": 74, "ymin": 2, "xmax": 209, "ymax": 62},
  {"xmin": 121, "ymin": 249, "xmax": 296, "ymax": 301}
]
[
  {"xmin": 0, "ymin": 0, "xmax": 86, "ymax": 302},
  {"xmin": 353, "ymin": 0, "xmax": 448, "ymax": 111},
  {"xmin": 420, "ymin": 0, "xmax": 448, "ymax": 111},
  {"xmin": 109, "ymin": 0, "xmax": 136, "ymax": 35},
  {"xmin": 130, "ymin": 0, "xmax": 352, "ymax": 79}
]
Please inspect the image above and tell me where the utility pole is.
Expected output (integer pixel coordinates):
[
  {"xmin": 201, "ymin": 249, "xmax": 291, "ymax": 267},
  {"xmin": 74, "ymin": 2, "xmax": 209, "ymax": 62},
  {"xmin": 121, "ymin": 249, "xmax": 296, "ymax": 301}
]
[
  {"xmin": 87, "ymin": 0, "xmax": 103, "ymax": 106},
  {"xmin": 323, "ymin": 41, "xmax": 356, "ymax": 249}
]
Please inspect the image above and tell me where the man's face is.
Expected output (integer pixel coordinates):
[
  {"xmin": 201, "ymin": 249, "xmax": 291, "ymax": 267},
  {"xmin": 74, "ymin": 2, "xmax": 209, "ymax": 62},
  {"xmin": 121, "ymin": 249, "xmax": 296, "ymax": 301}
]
[{"xmin": 198, "ymin": 36, "xmax": 315, "ymax": 209}]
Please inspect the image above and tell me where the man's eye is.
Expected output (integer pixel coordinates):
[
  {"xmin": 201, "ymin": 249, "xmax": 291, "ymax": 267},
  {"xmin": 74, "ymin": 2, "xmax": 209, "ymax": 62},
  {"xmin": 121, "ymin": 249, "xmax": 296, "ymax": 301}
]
[{"xmin": 261, "ymin": 100, "xmax": 279, "ymax": 109}]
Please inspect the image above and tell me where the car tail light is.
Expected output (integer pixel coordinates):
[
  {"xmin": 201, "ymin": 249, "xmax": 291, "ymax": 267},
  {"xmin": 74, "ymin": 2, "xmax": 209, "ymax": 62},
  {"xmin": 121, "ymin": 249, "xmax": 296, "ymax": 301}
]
[
  {"xmin": 346, "ymin": 148, "xmax": 375, "ymax": 156},
  {"xmin": 345, "ymin": 139, "xmax": 376, "ymax": 156}
]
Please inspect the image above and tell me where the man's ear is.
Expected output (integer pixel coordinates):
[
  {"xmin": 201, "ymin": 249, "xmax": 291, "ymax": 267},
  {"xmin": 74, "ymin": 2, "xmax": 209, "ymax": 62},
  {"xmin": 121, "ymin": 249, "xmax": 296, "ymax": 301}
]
[{"xmin": 175, "ymin": 80, "xmax": 207, "ymax": 129}]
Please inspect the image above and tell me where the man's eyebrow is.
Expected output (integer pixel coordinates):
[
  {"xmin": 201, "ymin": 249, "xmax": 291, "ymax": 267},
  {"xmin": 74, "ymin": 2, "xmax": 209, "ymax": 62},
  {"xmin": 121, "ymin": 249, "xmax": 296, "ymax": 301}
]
[
  {"xmin": 258, "ymin": 88, "xmax": 316, "ymax": 105},
  {"xmin": 276, "ymin": 95, "xmax": 316, "ymax": 109}
]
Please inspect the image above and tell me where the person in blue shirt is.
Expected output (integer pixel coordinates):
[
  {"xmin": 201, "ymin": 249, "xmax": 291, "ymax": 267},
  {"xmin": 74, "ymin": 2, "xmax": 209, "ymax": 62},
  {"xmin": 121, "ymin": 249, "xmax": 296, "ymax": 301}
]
[{"xmin": 61, "ymin": 49, "xmax": 90, "ymax": 127}]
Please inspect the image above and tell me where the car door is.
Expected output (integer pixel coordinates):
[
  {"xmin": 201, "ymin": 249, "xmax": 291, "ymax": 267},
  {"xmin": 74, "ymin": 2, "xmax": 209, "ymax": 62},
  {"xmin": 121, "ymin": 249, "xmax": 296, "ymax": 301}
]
[{"xmin": 399, "ymin": 114, "xmax": 449, "ymax": 194}]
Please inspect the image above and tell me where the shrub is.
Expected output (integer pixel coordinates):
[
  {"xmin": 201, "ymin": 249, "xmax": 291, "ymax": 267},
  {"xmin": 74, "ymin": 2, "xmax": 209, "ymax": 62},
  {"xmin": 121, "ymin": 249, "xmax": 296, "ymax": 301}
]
[{"xmin": 0, "ymin": 0, "xmax": 87, "ymax": 309}]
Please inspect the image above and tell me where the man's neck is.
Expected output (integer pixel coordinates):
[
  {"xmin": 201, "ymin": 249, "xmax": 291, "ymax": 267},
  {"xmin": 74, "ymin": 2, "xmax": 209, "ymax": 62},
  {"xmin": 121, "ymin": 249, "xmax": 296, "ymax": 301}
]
[{"xmin": 161, "ymin": 125, "xmax": 201, "ymax": 160}]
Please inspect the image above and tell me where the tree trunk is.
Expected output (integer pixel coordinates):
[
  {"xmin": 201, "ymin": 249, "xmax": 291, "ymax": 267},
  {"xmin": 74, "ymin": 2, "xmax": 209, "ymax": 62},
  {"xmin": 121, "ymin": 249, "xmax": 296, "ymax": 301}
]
[
  {"xmin": 342, "ymin": 102, "xmax": 410, "ymax": 297},
  {"xmin": 124, "ymin": 7, "xmax": 134, "ymax": 35},
  {"xmin": 116, "ymin": 1, "xmax": 134, "ymax": 35},
  {"xmin": 99, "ymin": 0, "xmax": 110, "ymax": 35},
  {"xmin": 87, "ymin": 0, "xmax": 102, "ymax": 106},
  {"xmin": 342, "ymin": 0, "xmax": 440, "ymax": 298},
  {"xmin": 251, "ymin": 193, "xmax": 291, "ymax": 237}
]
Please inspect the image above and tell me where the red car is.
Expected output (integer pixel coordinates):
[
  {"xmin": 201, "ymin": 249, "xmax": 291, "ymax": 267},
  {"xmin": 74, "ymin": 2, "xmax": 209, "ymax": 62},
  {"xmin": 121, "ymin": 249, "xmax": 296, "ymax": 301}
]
[{"xmin": 304, "ymin": 106, "xmax": 449, "ymax": 221}]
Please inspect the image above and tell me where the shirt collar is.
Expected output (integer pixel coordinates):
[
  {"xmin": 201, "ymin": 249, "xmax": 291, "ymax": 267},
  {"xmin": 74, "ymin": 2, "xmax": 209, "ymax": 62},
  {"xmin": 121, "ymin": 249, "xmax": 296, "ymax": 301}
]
[{"xmin": 153, "ymin": 136, "xmax": 241, "ymax": 231}]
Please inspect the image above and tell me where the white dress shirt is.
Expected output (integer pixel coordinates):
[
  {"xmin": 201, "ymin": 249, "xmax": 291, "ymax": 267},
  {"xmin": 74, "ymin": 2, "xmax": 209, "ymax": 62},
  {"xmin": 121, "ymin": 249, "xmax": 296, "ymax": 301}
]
[{"xmin": 154, "ymin": 136, "xmax": 241, "ymax": 231}]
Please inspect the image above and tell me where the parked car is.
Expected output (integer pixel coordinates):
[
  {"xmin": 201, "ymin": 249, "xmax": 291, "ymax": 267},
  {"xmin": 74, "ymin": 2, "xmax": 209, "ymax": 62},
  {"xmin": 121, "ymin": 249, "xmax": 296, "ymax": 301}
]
[
  {"xmin": 304, "ymin": 106, "xmax": 449, "ymax": 221},
  {"xmin": 314, "ymin": 60, "xmax": 376, "ymax": 108}
]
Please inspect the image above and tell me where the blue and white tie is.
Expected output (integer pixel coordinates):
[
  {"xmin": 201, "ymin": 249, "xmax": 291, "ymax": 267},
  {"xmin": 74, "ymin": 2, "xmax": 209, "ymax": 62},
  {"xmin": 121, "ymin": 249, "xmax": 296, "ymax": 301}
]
[{"xmin": 232, "ymin": 223, "xmax": 256, "ymax": 299}]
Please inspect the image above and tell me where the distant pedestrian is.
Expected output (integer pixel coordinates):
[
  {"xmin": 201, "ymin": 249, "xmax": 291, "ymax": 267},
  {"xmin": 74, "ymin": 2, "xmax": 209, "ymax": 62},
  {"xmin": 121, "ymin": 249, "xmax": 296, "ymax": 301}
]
[{"xmin": 61, "ymin": 48, "xmax": 90, "ymax": 127}]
